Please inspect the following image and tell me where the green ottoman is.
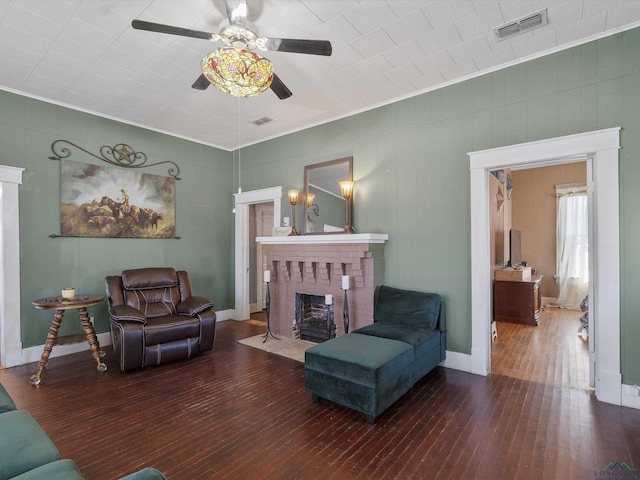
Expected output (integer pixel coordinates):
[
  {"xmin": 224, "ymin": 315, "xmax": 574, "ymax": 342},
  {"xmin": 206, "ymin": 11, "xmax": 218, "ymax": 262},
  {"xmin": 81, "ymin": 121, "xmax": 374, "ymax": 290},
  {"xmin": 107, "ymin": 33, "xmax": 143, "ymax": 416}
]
[
  {"xmin": 0, "ymin": 410, "xmax": 59, "ymax": 480},
  {"xmin": 304, "ymin": 333, "xmax": 414, "ymax": 423},
  {"xmin": 0, "ymin": 382, "xmax": 16, "ymax": 413}
]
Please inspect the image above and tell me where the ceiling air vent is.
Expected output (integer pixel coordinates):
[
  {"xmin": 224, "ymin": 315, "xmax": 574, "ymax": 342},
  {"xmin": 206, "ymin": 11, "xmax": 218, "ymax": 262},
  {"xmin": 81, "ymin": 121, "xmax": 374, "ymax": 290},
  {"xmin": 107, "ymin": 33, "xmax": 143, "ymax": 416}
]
[
  {"xmin": 493, "ymin": 9, "xmax": 548, "ymax": 41},
  {"xmin": 250, "ymin": 116, "xmax": 273, "ymax": 126}
]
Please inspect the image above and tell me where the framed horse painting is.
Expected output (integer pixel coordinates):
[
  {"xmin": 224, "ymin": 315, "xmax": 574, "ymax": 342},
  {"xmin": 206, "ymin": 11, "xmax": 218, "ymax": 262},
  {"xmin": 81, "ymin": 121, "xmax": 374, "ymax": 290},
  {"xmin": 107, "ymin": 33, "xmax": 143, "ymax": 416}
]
[{"xmin": 59, "ymin": 158, "xmax": 175, "ymax": 238}]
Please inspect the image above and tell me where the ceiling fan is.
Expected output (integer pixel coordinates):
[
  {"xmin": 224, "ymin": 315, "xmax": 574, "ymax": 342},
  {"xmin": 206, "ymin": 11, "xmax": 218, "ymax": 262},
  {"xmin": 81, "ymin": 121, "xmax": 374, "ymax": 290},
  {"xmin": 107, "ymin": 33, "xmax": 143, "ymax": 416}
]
[{"xmin": 131, "ymin": 0, "xmax": 332, "ymax": 100}]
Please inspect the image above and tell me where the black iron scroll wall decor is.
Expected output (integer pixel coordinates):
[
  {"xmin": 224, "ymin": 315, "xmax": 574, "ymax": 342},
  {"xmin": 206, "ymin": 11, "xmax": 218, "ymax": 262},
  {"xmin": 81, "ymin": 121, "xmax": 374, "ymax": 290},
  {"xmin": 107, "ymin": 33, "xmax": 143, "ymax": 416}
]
[
  {"xmin": 49, "ymin": 140, "xmax": 180, "ymax": 179},
  {"xmin": 49, "ymin": 140, "xmax": 180, "ymax": 239}
]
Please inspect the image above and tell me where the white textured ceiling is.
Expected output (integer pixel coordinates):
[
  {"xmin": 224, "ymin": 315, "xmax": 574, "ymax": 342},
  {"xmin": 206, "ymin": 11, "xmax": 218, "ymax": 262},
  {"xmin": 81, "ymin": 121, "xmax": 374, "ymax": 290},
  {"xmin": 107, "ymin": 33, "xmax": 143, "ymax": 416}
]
[{"xmin": 1, "ymin": 0, "xmax": 640, "ymax": 151}]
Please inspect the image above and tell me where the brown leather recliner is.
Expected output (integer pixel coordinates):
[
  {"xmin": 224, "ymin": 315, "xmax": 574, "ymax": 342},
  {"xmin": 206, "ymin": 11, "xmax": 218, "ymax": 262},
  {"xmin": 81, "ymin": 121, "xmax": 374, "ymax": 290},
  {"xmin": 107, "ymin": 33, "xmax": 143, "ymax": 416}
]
[{"xmin": 105, "ymin": 267, "xmax": 216, "ymax": 372}]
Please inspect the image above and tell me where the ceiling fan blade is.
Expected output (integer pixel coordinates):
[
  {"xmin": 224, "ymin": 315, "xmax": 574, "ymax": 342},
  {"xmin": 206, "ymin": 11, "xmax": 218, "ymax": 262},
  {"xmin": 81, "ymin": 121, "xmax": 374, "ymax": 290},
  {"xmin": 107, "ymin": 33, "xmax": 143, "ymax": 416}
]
[
  {"xmin": 191, "ymin": 74, "xmax": 211, "ymax": 90},
  {"xmin": 225, "ymin": 0, "xmax": 248, "ymax": 26},
  {"xmin": 131, "ymin": 19, "xmax": 215, "ymax": 41},
  {"xmin": 260, "ymin": 38, "xmax": 332, "ymax": 56},
  {"xmin": 270, "ymin": 74, "xmax": 292, "ymax": 100}
]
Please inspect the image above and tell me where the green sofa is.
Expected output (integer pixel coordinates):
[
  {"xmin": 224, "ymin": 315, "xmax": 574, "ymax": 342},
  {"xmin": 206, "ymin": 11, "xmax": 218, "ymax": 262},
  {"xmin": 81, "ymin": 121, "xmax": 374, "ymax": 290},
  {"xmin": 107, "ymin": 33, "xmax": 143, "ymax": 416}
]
[
  {"xmin": 0, "ymin": 382, "xmax": 166, "ymax": 480},
  {"xmin": 305, "ymin": 285, "xmax": 446, "ymax": 423}
]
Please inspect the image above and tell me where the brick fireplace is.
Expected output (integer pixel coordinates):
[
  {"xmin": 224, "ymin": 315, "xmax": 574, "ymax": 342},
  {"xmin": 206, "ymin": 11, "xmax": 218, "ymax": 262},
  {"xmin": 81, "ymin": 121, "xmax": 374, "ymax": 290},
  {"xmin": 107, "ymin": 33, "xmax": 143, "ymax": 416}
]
[{"xmin": 257, "ymin": 234, "xmax": 388, "ymax": 339}]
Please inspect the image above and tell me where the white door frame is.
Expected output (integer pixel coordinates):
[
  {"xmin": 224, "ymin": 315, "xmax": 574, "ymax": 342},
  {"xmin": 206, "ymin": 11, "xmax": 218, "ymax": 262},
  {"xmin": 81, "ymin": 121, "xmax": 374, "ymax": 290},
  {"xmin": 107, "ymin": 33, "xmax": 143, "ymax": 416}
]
[
  {"xmin": 234, "ymin": 187, "xmax": 282, "ymax": 320},
  {"xmin": 469, "ymin": 128, "xmax": 621, "ymax": 406},
  {"xmin": 0, "ymin": 165, "xmax": 24, "ymax": 368},
  {"xmin": 251, "ymin": 206, "xmax": 264, "ymax": 314}
]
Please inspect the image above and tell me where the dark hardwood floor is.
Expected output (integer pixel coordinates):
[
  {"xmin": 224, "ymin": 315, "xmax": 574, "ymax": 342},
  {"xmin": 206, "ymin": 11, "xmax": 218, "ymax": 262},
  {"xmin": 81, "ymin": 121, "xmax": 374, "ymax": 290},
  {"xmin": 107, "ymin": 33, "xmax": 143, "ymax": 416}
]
[
  {"xmin": 1, "ymin": 318, "xmax": 639, "ymax": 480},
  {"xmin": 491, "ymin": 307, "xmax": 590, "ymax": 390}
]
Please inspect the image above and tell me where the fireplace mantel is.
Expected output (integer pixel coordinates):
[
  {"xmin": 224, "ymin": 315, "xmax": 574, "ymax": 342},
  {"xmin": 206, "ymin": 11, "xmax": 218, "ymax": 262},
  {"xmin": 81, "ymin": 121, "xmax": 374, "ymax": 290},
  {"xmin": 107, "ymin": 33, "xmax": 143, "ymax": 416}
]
[
  {"xmin": 258, "ymin": 233, "xmax": 388, "ymax": 339},
  {"xmin": 256, "ymin": 233, "xmax": 388, "ymax": 244}
]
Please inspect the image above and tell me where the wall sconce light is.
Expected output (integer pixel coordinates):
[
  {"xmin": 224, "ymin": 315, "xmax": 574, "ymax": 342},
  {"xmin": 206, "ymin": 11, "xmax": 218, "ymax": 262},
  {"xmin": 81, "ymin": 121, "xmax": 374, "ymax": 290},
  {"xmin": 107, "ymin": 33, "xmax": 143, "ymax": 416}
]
[
  {"xmin": 288, "ymin": 189, "xmax": 300, "ymax": 236},
  {"xmin": 306, "ymin": 192, "xmax": 319, "ymax": 219},
  {"xmin": 338, "ymin": 180, "xmax": 354, "ymax": 233}
]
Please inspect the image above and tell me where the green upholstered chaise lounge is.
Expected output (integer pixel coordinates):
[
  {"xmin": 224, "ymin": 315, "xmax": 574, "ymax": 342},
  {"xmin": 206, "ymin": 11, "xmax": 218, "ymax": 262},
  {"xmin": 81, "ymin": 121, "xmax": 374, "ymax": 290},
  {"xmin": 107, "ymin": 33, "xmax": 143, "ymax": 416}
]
[{"xmin": 304, "ymin": 285, "xmax": 446, "ymax": 423}]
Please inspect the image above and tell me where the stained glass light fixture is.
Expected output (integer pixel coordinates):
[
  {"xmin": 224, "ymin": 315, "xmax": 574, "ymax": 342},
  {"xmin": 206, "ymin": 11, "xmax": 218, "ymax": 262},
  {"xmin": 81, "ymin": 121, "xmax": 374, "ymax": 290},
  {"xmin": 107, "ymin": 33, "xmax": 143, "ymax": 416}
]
[{"xmin": 201, "ymin": 48, "xmax": 274, "ymax": 98}]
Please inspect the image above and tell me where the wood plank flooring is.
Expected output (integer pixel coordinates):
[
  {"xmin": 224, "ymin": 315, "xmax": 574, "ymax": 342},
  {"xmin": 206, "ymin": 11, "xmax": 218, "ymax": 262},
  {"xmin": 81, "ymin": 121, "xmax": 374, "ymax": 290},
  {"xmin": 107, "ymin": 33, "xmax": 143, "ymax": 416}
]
[
  {"xmin": 491, "ymin": 306, "xmax": 590, "ymax": 390},
  {"xmin": 1, "ymin": 318, "xmax": 639, "ymax": 480}
]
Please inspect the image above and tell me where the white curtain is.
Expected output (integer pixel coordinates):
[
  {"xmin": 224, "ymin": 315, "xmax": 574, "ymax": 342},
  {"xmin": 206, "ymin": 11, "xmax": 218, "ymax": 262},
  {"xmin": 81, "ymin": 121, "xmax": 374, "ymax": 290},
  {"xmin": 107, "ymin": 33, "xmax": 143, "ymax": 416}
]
[{"xmin": 554, "ymin": 191, "xmax": 588, "ymax": 309}]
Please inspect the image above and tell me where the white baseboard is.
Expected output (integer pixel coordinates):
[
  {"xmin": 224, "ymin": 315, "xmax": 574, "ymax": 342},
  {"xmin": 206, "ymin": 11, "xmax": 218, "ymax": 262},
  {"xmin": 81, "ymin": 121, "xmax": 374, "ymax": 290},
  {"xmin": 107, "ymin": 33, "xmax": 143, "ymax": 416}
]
[
  {"xmin": 215, "ymin": 309, "xmax": 233, "ymax": 321},
  {"xmin": 15, "ymin": 319, "xmax": 639, "ymax": 412},
  {"xmin": 442, "ymin": 350, "xmax": 476, "ymax": 374},
  {"xmin": 597, "ymin": 369, "xmax": 623, "ymax": 405},
  {"xmin": 17, "ymin": 309, "xmax": 235, "ymax": 367},
  {"xmin": 21, "ymin": 332, "xmax": 112, "ymax": 365},
  {"xmin": 621, "ymin": 384, "xmax": 640, "ymax": 409}
]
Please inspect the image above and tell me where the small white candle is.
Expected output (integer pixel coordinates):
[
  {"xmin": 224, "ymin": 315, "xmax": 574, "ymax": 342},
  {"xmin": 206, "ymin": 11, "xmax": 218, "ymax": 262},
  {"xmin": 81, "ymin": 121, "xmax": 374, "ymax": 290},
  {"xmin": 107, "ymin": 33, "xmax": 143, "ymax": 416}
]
[
  {"xmin": 342, "ymin": 275, "xmax": 350, "ymax": 290},
  {"xmin": 264, "ymin": 270, "xmax": 271, "ymax": 282},
  {"xmin": 61, "ymin": 288, "xmax": 75, "ymax": 298},
  {"xmin": 325, "ymin": 294, "xmax": 333, "ymax": 305}
]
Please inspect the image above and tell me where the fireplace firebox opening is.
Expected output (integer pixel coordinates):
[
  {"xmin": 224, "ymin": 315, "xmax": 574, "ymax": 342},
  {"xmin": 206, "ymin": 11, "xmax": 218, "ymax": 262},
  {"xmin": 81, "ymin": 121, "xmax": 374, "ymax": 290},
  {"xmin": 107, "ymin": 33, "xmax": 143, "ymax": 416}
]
[{"xmin": 294, "ymin": 293, "xmax": 336, "ymax": 343}]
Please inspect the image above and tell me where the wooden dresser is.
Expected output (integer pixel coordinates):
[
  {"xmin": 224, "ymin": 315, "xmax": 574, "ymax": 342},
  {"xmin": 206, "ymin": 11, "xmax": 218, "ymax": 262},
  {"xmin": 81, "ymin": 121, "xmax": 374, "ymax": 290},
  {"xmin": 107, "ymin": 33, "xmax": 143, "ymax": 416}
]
[{"xmin": 494, "ymin": 275, "xmax": 543, "ymax": 326}]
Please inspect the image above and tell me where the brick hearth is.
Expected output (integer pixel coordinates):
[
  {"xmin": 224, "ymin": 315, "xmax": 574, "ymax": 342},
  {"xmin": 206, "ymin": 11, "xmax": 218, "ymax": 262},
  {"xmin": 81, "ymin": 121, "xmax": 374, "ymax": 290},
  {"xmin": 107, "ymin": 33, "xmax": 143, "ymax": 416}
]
[{"xmin": 257, "ymin": 234, "xmax": 388, "ymax": 339}]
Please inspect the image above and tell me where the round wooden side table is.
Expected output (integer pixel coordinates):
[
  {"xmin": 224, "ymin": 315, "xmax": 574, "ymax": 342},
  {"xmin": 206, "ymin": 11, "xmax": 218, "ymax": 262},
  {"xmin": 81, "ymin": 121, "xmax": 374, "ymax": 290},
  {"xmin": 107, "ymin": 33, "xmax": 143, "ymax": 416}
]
[{"xmin": 30, "ymin": 294, "xmax": 107, "ymax": 385}]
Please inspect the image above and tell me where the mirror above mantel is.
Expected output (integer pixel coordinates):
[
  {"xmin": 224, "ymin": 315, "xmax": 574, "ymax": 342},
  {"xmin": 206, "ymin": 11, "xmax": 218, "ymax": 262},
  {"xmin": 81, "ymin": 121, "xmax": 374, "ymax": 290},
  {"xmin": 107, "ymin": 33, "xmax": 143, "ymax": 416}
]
[{"xmin": 303, "ymin": 156, "xmax": 353, "ymax": 234}]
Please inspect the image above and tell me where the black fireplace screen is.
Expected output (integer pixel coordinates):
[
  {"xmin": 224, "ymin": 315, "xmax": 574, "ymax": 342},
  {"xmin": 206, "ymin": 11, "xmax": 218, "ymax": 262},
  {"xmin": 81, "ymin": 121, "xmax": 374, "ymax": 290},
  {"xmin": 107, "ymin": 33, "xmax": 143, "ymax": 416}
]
[{"xmin": 294, "ymin": 293, "xmax": 336, "ymax": 343}]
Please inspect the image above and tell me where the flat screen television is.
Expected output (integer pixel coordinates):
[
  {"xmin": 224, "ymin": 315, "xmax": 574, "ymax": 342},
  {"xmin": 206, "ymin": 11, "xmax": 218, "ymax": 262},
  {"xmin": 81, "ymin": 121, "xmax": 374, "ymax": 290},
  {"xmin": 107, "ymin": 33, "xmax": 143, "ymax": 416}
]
[{"xmin": 509, "ymin": 229, "xmax": 522, "ymax": 267}]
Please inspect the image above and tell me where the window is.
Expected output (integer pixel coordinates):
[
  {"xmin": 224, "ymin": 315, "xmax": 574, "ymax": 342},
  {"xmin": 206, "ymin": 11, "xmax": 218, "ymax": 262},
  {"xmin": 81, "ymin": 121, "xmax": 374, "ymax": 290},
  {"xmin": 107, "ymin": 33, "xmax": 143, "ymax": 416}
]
[{"xmin": 555, "ymin": 184, "xmax": 588, "ymax": 309}]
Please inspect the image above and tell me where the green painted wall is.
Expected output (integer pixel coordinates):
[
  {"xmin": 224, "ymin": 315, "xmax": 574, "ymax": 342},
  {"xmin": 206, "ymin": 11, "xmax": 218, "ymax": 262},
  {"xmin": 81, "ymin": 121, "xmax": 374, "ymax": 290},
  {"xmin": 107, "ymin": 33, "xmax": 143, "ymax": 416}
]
[
  {"xmin": 4, "ymin": 27, "xmax": 640, "ymax": 386},
  {"xmin": 238, "ymin": 28, "xmax": 640, "ymax": 385},
  {"xmin": 0, "ymin": 92, "xmax": 233, "ymax": 347}
]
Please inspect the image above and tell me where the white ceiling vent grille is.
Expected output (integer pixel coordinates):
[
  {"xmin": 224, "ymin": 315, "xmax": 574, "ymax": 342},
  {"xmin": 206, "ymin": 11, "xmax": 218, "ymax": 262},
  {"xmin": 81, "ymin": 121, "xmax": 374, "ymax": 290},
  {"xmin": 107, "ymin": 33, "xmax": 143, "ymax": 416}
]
[
  {"xmin": 494, "ymin": 9, "xmax": 548, "ymax": 41},
  {"xmin": 250, "ymin": 116, "xmax": 273, "ymax": 126}
]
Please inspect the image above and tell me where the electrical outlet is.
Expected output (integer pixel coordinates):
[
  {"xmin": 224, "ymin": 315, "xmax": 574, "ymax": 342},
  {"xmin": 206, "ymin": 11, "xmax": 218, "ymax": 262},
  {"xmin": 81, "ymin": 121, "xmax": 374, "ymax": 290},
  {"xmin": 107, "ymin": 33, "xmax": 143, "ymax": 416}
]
[{"xmin": 90, "ymin": 316, "xmax": 94, "ymax": 325}]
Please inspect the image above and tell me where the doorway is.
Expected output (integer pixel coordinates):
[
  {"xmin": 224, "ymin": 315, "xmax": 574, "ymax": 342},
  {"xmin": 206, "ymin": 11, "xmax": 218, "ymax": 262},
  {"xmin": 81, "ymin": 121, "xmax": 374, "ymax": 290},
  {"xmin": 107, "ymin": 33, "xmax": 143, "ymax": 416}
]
[
  {"xmin": 0, "ymin": 165, "xmax": 24, "ymax": 368},
  {"xmin": 469, "ymin": 128, "xmax": 622, "ymax": 406},
  {"xmin": 249, "ymin": 202, "xmax": 274, "ymax": 314},
  {"xmin": 489, "ymin": 162, "xmax": 590, "ymax": 390},
  {"xmin": 234, "ymin": 187, "xmax": 282, "ymax": 321}
]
